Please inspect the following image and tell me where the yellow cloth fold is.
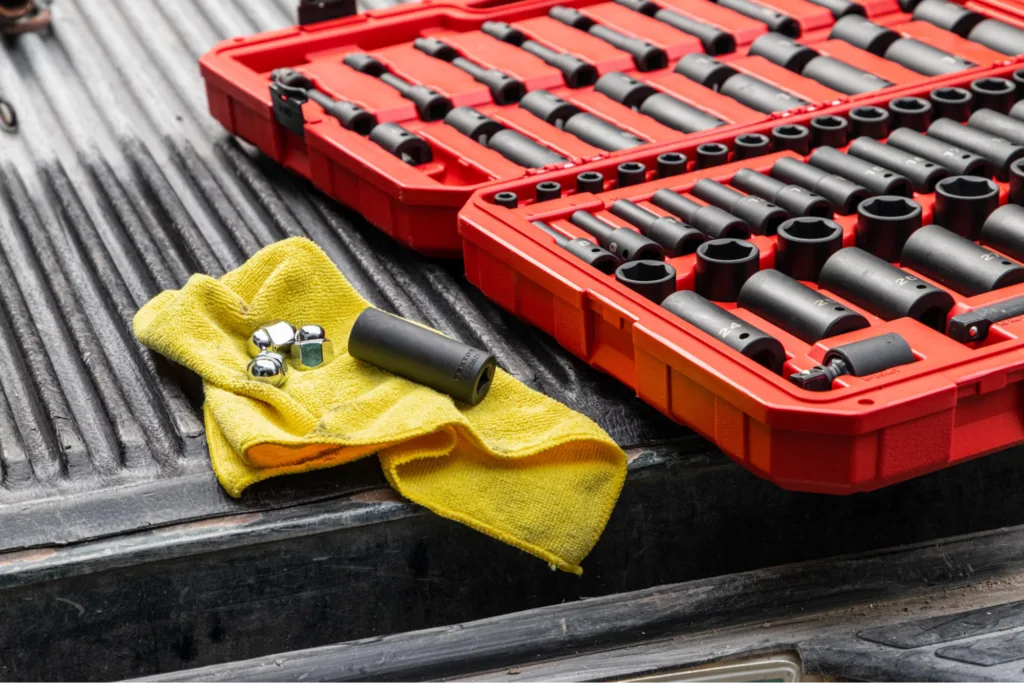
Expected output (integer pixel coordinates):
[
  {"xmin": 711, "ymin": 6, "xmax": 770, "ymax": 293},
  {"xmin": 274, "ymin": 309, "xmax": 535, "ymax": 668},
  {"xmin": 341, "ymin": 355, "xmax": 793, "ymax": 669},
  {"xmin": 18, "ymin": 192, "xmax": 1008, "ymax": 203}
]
[{"xmin": 133, "ymin": 237, "xmax": 626, "ymax": 573}]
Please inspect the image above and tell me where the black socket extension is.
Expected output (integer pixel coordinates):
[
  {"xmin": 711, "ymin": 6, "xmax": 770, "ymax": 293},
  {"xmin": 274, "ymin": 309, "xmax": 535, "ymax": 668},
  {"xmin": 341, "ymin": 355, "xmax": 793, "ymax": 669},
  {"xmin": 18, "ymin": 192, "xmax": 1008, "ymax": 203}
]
[
  {"xmin": 732, "ymin": 169, "xmax": 834, "ymax": 218},
  {"xmin": 818, "ymin": 247, "xmax": 954, "ymax": 330},
  {"xmin": 771, "ymin": 157, "xmax": 870, "ymax": 215},
  {"xmin": 348, "ymin": 308, "xmax": 497, "ymax": 405},
  {"xmin": 967, "ymin": 109, "xmax": 1024, "ymax": 148},
  {"xmin": 929, "ymin": 87, "xmax": 973, "ymax": 122},
  {"xmin": 369, "ymin": 123, "xmax": 433, "ymax": 165},
  {"xmin": 271, "ymin": 68, "xmax": 377, "ymax": 135},
  {"xmin": 790, "ymin": 332, "xmax": 916, "ymax": 391},
  {"xmin": 856, "ymin": 195, "xmax": 922, "ymax": 262},
  {"xmin": 828, "ymin": 15, "xmax": 976, "ymax": 75},
  {"xmin": 343, "ymin": 53, "xmax": 452, "ymax": 121},
  {"xmin": 912, "ymin": 0, "xmax": 1024, "ymax": 56},
  {"xmin": 810, "ymin": 115, "xmax": 850, "ymax": 147},
  {"xmin": 661, "ymin": 290, "xmax": 785, "ymax": 373},
  {"xmin": 657, "ymin": 152, "xmax": 687, "ymax": 177},
  {"xmin": 577, "ymin": 171, "xmax": 605, "ymax": 193},
  {"xmin": 696, "ymin": 142, "xmax": 730, "ymax": 169},
  {"xmin": 772, "ymin": 124, "xmax": 811, "ymax": 155},
  {"xmin": 848, "ymin": 105, "xmax": 891, "ymax": 139},
  {"xmin": 570, "ymin": 210, "xmax": 665, "ymax": 261},
  {"xmin": 733, "ymin": 133, "xmax": 773, "ymax": 160},
  {"xmin": 809, "ymin": 147, "xmax": 914, "ymax": 197},
  {"xmin": 888, "ymin": 97, "xmax": 932, "ymax": 131},
  {"xmin": 695, "ymin": 238, "xmax": 761, "ymax": 301},
  {"xmin": 617, "ymin": 161, "xmax": 647, "ymax": 187},
  {"xmin": 928, "ymin": 118, "xmax": 1024, "ymax": 181},
  {"xmin": 520, "ymin": 90, "xmax": 645, "ymax": 152},
  {"xmin": 444, "ymin": 107, "xmax": 568, "ymax": 168},
  {"xmin": 774, "ymin": 216, "xmax": 844, "ymax": 281},
  {"xmin": 847, "ymin": 136, "xmax": 948, "ymax": 193},
  {"xmin": 612, "ymin": 0, "xmax": 737, "ymax": 55},
  {"xmin": 748, "ymin": 32, "xmax": 893, "ymax": 94},
  {"xmin": 886, "ymin": 127, "xmax": 991, "ymax": 177},
  {"xmin": 616, "ymin": 260, "xmax": 677, "ymax": 302},
  {"xmin": 738, "ymin": 269, "xmax": 869, "ymax": 343},
  {"xmin": 651, "ymin": 189, "xmax": 752, "ymax": 239},
  {"xmin": 933, "ymin": 175, "xmax": 1000, "ymax": 239},
  {"xmin": 480, "ymin": 21, "xmax": 598, "ymax": 88},
  {"xmin": 413, "ymin": 38, "xmax": 525, "ymax": 105},
  {"xmin": 980, "ymin": 204, "xmax": 1024, "ymax": 261},
  {"xmin": 610, "ymin": 199, "xmax": 707, "ymax": 255},
  {"xmin": 804, "ymin": 0, "xmax": 865, "ymax": 18},
  {"xmin": 1012, "ymin": 159, "xmax": 1024, "ymax": 205},
  {"xmin": 692, "ymin": 178, "xmax": 790, "ymax": 235},
  {"xmin": 532, "ymin": 220, "xmax": 618, "ymax": 274},
  {"xmin": 900, "ymin": 224, "xmax": 1024, "ymax": 296},
  {"xmin": 715, "ymin": 0, "xmax": 800, "ymax": 36},
  {"xmin": 947, "ymin": 295, "xmax": 1024, "ymax": 343},
  {"xmin": 549, "ymin": 6, "xmax": 668, "ymax": 71},
  {"xmin": 969, "ymin": 78, "xmax": 1017, "ymax": 114},
  {"xmin": 594, "ymin": 72, "xmax": 727, "ymax": 133},
  {"xmin": 675, "ymin": 54, "xmax": 809, "ymax": 114}
]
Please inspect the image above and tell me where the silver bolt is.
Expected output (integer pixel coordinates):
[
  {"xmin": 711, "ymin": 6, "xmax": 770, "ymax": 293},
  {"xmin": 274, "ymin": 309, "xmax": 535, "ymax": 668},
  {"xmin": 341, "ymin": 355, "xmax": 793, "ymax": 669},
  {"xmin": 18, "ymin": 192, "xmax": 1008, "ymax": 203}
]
[{"xmin": 290, "ymin": 325, "xmax": 334, "ymax": 370}]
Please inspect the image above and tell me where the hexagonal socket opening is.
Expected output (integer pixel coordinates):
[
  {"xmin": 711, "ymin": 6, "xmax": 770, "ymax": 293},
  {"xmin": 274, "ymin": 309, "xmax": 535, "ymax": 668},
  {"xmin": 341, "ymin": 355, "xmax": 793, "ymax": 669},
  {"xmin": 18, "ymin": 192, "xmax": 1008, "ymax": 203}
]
[
  {"xmin": 578, "ymin": 172, "xmax": 602, "ymax": 182},
  {"xmin": 851, "ymin": 106, "xmax": 886, "ymax": 121},
  {"xmin": 698, "ymin": 142, "xmax": 728, "ymax": 154},
  {"xmin": 932, "ymin": 87, "xmax": 970, "ymax": 103},
  {"xmin": 659, "ymin": 152, "xmax": 685, "ymax": 163},
  {"xmin": 860, "ymin": 196, "xmax": 920, "ymax": 220},
  {"xmin": 780, "ymin": 217, "xmax": 842, "ymax": 242},
  {"xmin": 620, "ymin": 162, "xmax": 644, "ymax": 172},
  {"xmin": 474, "ymin": 364, "xmax": 494, "ymax": 397},
  {"xmin": 891, "ymin": 97, "xmax": 928, "ymax": 112},
  {"xmin": 618, "ymin": 260, "xmax": 673, "ymax": 282},
  {"xmin": 937, "ymin": 176, "xmax": 998, "ymax": 199},
  {"xmin": 812, "ymin": 116, "xmax": 846, "ymax": 129},
  {"xmin": 774, "ymin": 124, "xmax": 807, "ymax": 138},
  {"xmin": 737, "ymin": 133, "xmax": 769, "ymax": 145},
  {"xmin": 973, "ymin": 77, "xmax": 1014, "ymax": 94},
  {"xmin": 700, "ymin": 239, "xmax": 757, "ymax": 262}
]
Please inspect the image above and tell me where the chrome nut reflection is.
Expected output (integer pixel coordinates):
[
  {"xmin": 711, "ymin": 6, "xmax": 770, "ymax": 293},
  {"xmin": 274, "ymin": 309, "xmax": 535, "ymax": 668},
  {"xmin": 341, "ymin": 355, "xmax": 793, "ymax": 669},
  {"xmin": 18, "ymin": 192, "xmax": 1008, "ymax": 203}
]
[
  {"xmin": 290, "ymin": 325, "xmax": 334, "ymax": 370},
  {"xmin": 247, "ymin": 321, "xmax": 297, "ymax": 357},
  {"xmin": 247, "ymin": 351, "xmax": 287, "ymax": 386}
]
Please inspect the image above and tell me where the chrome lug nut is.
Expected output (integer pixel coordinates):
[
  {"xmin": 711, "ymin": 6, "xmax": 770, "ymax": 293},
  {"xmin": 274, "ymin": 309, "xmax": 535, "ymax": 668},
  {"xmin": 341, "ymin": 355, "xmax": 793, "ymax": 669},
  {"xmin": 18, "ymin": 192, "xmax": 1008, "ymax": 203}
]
[
  {"xmin": 247, "ymin": 321, "xmax": 297, "ymax": 357},
  {"xmin": 290, "ymin": 325, "xmax": 334, "ymax": 370},
  {"xmin": 247, "ymin": 351, "xmax": 287, "ymax": 386}
]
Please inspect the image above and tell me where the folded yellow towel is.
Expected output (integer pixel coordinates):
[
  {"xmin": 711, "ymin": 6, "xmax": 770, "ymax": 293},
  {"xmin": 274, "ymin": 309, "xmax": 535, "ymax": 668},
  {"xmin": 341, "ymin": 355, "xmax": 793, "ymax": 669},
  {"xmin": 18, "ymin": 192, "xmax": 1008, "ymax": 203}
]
[{"xmin": 133, "ymin": 237, "xmax": 627, "ymax": 573}]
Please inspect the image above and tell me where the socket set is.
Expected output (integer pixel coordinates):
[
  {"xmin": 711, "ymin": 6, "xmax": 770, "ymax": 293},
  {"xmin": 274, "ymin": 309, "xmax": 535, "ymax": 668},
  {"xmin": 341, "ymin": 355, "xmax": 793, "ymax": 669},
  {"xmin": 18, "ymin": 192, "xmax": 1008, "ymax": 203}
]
[
  {"xmin": 201, "ymin": 0, "xmax": 1024, "ymax": 255},
  {"xmin": 461, "ymin": 61, "xmax": 1024, "ymax": 494}
]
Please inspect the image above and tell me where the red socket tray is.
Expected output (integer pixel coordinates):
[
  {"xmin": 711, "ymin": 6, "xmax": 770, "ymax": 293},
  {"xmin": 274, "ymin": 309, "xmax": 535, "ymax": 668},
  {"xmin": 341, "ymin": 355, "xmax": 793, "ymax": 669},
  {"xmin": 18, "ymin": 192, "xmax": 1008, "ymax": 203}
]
[
  {"xmin": 460, "ymin": 59, "xmax": 1024, "ymax": 494},
  {"xmin": 200, "ymin": 0, "xmax": 928, "ymax": 255}
]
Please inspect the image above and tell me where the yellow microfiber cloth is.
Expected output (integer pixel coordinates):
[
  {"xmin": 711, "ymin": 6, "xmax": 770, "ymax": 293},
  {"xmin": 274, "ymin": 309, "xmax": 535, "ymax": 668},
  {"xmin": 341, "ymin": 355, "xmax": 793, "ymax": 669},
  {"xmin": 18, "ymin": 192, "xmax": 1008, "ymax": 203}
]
[{"xmin": 133, "ymin": 237, "xmax": 627, "ymax": 573}]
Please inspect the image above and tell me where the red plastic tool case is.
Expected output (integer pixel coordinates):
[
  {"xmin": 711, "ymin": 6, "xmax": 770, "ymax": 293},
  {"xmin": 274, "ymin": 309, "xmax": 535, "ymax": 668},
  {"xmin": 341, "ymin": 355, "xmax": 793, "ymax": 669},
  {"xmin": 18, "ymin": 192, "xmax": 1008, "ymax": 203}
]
[{"xmin": 204, "ymin": 0, "xmax": 1024, "ymax": 493}]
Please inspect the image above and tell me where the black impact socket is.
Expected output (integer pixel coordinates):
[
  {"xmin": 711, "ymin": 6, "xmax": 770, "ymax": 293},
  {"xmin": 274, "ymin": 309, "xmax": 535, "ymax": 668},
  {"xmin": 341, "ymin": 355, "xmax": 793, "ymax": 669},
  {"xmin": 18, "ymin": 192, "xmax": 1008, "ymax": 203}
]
[
  {"xmin": 535, "ymin": 181, "xmax": 562, "ymax": 202},
  {"xmin": 848, "ymin": 105, "xmax": 890, "ymax": 139},
  {"xmin": 692, "ymin": 178, "xmax": 790, "ymax": 235},
  {"xmin": 348, "ymin": 308, "xmax": 497, "ymax": 405},
  {"xmin": 613, "ymin": 0, "xmax": 737, "ymax": 55},
  {"xmin": 847, "ymin": 136, "xmax": 949, "ymax": 193},
  {"xmin": 610, "ymin": 199, "xmax": 707, "ymax": 255},
  {"xmin": 804, "ymin": 0, "xmax": 866, "ymax": 18},
  {"xmin": 888, "ymin": 97, "xmax": 932, "ymax": 132},
  {"xmin": 696, "ymin": 142, "xmax": 730, "ymax": 169},
  {"xmin": 520, "ymin": 90, "xmax": 645, "ymax": 152},
  {"xmin": 748, "ymin": 33, "xmax": 892, "ymax": 94},
  {"xmin": 738, "ymin": 269, "xmax": 869, "ymax": 342},
  {"xmin": 1012, "ymin": 158, "xmax": 1024, "ymax": 206},
  {"xmin": 912, "ymin": 0, "xmax": 983, "ymax": 35},
  {"xmin": 661, "ymin": 290, "xmax": 786, "ymax": 373},
  {"xmin": 829, "ymin": 14, "xmax": 900, "ymax": 54},
  {"xmin": 480, "ymin": 22, "xmax": 599, "ymax": 88},
  {"xmin": 674, "ymin": 54, "xmax": 809, "ymax": 114},
  {"xmin": 774, "ymin": 216, "xmax": 844, "ymax": 281},
  {"xmin": 970, "ymin": 77, "xmax": 1017, "ymax": 114},
  {"xmin": 856, "ymin": 195, "xmax": 923, "ymax": 262},
  {"xmin": 715, "ymin": 0, "xmax": 800, "ymax": 36},
  {"xmin": 733, "ymin": 133, "xmax": 772, "ymax": 160},
  {"xmin": 967, "ymin": 20, "xmax": 1024, "ymax": 57},
  {"xmin": 829, "ymin": 16, "xmax": 976, "ymax": 75},
  {"xmin": 771, "ymin": 157, "xmax": 870, "ymax": 215},
  {"xmin": 1014, "ymin": 99, "xmax": 1024, "ymax": 121},
  {"xmin": 772, "ymin": 123, "xmax": 811, "ymax": 155},
  {"xmin": 369, "ymin": 123, "xmax": 433, "ymax": 165},
  {"xmin": 413, "ymin": 38, "xmax": 525, "ymax": 105},
  {"xmin": 594, "ymin": 72, "xmax": 727, "ymax": 133},
  {"xmin": 928, "ymin": 118, "xmax": 1024, "ymax": 181},
  {"xmin": 570, "ymin": 210, "xmax": 665, "ymax": 262},
  {"xmin": 933, "ymin": 175, "xmax": 1000, "ymax": 239},
  {"xmin": 732, "ymin": 168, "xmax": 835, "ymax": 218},
  {"xmin": 818, "ymin": 247, "xmax": 955, "ymax": 330},
  {"xmin": 444, "ymin": 108, "xmax": 569, "ymax": 168},
  {"xmin": 532, "ymin": 220, "xmax": 618, "ymax": 274},
  {"xmin": 981, "ymin": 204, "xmax": 1024, "ymax": 261},
  {"xmin": 790, "ymin": 332, "xmax": 915, "ymax": 391},
  {"xmin": 967, "ymin": 109, "xmax": 1024, "ymax": 148},
  {"xmin": 810, "ymin": 115, "xmax": 849, "ymax": 148},
  {"xmin": 342, "ymin": 53, "xmax": 452, "ymax": 121},
  {"xmin": 657, "ymin": 152, "xmax": 688, "ymax": 178},
  {"xmin": 617, "ymin": 161, "xmax": 647, "ymax": 187},
  {"xmin": 900, "ymin": 224, "xmax": 1024, "ymax": 296},
  {"xmin": 302, "ymin": 92, "xmax": 377, "ymax": 135},
  {"xmin": 809, "ymin": 147, "xmax": 914, "ymax": 197},
  {"xmin": 1015, "ymin": 70, "xmax": 1024, "ymax": 99},
  {"xmin": 886, "ymin": 127, "xmax": 991, "ymax": 177},
  {"xmin": 616, "ymin": 260, "xmax": 678, "ymax": 302},
  {"xmin": 695, "ymin": 238, "xmax": 761, "ymax": 302},
  {"xmin": 493, "ymin": 191, "xmax": 518, "ymax": 208},
  {"xmin": 651, "ymin": 189, "xmax": 752, "ymax": 239},
  {"xmin": 548, "ymin": 6, "xmax": 668, "ymax": 71},
  {"xmin": 271, "ymin": 69, "xmax": 378, "ymax": 135},
  {"xmin": 929, "ymin": 87, "xmax": 973, "ymax": 122},
  {"xmin": 576, "ymin": 171, "xmax": 605, "ymax": 194}
]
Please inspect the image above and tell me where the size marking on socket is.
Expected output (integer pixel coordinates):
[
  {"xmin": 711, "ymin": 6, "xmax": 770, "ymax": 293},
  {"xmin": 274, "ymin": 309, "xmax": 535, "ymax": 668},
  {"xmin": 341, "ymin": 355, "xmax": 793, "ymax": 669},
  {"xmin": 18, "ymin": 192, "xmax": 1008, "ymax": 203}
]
[{"xmin": 719, "ymin": 322, "xmax": 744, "ymax": 338}]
